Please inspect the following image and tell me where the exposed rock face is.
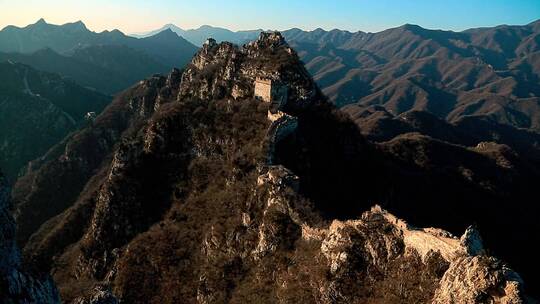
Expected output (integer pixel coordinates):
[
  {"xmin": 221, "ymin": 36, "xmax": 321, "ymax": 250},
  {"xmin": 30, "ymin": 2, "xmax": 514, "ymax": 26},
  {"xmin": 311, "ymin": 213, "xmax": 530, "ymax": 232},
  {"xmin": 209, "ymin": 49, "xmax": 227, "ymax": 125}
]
[
  {"xmin": 0, "ymin": 170, "xmax": 60, "ymax": 303},
  {"xmin": 12, "ymin": 70, "xmax": 181, "ymax": 246},
  {"xmin": 179, "ymin": 31, "xmax": 323, "ymax": 111},
  {"xmin": 241, "ymin": 165, "xmax": 528, "ymax": 303},
  {"xmin": 434, "ymin": 256, "xmax": 525, "ymax": 304},
  {"xmin": 73, "ymin": 285, "xmax": 118, "ymax": 304},
  {"xmin": 10, "ymin": 32, "xmax": 535, "ymax": 303}
]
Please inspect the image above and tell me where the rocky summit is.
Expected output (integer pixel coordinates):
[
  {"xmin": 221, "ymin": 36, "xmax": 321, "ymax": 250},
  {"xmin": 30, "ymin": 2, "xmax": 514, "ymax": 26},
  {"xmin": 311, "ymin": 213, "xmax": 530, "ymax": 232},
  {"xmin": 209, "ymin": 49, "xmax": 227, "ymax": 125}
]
[{"xmin": 5, "ymin": 32, "xmax": 536, "ymax": 303}]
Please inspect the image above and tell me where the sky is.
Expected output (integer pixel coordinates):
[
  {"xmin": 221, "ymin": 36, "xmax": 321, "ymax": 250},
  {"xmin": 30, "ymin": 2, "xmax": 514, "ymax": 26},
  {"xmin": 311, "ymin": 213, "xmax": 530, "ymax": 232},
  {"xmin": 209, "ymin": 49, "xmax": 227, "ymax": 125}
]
[{"xmin": 1, "ymin": 0, "xmax": 539, "ymax": 34}]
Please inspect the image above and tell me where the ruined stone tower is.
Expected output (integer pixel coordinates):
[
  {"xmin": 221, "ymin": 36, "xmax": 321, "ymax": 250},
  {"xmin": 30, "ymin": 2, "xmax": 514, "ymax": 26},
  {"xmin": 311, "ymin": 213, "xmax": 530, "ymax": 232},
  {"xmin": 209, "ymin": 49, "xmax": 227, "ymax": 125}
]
[
  {"xmin": 254, "ymin": 77, "xmax": 288, "ymax": 106},
  {"xmin": 254, "ymin": 77, "xmax": 273, "ymax": 102}
]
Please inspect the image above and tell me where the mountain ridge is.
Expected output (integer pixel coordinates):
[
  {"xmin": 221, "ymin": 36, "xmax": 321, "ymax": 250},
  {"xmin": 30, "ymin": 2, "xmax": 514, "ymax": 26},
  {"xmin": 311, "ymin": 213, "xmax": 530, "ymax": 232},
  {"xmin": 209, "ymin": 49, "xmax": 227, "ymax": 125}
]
[
  {"xmin": 0, "ymin": 61, "xmax": 111, "ymax": 180},
  {"xmin": 132, "ymin": 23, "xmax": 264, "ymax": 46},
  {"xmin": 0, "ymin": 19, "xmax": 198, "ymax": 69},
  {"xmin": 280, "ymin": 19, "xmax": 540, "ymax": 139},
  {"xmin": 0, "ymin": 45, "xmax": 170, "ymax": 94},
  {"xmin": 9, "ymin": 31, "xmax": 538, "ymax": 302},
  {"xmin": 131, "ymin": 19, "xmax": 540, "ymax": 45}
]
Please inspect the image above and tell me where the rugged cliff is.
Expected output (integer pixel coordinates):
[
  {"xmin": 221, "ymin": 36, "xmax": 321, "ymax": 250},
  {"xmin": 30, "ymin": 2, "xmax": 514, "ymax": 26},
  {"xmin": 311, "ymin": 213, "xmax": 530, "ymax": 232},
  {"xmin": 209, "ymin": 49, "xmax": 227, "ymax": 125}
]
[
  {"xmin": 0, "ymin": 169, "xmax": 60, "ymax": 303},
  {"xmin": 10, "ymin": 32, "xmax": 535, "ymax": 303}
]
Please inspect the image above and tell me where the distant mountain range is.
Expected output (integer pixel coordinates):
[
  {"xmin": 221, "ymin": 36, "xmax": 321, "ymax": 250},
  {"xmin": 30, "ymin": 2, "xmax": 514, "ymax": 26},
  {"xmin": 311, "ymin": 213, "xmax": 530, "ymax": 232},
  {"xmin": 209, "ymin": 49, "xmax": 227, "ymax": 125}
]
[
  {"xmin": 0, "ymin": 62, "xmax": 110, "ymax": 179},
  {"xmin": 131, "ymin": 24, "xmax": 263, "ymax": 46},
  {"xmin": 282, "ymin": 21, "xmax": 540, "ymax": 130},
  {"xmin": 0, "ymin": 19, "xmax": 198, "ymax": 68},
  {"xmin": 0, "ymin": 19, "xmax": 198, "ymax": 93},
  {"xmin": 0, "ymin": 19, "xmax": 199, "ymax": 181},
  {"xmin": 146, "ymin": 20, "xmax": 540, "ymax": 131},
  {"xmin": 134, "ymin": 20, "xmax": 540, "ymax": 131},
  {"xmin": 0, "ymin": 46, "xmax": 169, "ymax": 94}
]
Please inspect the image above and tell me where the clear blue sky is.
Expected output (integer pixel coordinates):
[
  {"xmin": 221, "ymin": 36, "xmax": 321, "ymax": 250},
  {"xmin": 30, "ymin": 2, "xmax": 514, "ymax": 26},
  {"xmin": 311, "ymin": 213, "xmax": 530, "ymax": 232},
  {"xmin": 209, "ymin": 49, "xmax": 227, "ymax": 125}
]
[{"xmin": 1, "ymin": 0, "xmax": 539, "ymax": 33}]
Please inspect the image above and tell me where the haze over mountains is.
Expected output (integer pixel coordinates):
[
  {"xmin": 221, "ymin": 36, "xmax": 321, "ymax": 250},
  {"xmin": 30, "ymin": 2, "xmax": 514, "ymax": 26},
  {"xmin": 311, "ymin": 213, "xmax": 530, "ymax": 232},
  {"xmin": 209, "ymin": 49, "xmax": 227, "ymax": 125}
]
[
  {"xmin": 0, "ymin": 62, "xmax": 110, "ymax": 179},
  {"xmin": 0, "ymin": 19, "xmax": 200, "ymax": 180},
  {"xmin": 132, "ymin": 24, "xmax": 263, "ymax": 46},
  {"xmin": 0, "ymin": 19, "xmax": 197, "ymax": 67},
  {"xmin": 0, "ymin": 19, "xmax": 198, "ymax": 93}
]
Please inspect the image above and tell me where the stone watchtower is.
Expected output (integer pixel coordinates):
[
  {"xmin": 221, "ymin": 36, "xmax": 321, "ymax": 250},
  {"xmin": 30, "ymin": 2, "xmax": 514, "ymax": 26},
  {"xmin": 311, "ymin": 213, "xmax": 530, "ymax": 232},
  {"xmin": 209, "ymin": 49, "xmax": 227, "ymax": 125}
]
[
  {"xmin": 254, "ymin": 77, "xmax": 289, "ymax": 107},
  {"xmin": 254, "ymin": 78, "xmax": 273, "ymax": 102}
]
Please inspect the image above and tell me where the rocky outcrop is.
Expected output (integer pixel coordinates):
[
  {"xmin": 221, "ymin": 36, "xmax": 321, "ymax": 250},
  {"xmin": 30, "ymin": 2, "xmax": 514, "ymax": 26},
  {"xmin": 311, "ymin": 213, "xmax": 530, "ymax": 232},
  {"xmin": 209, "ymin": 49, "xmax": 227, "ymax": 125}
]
[
  {"xmin": 434, "ymin": 256, "xmax": 525, "ymax": 303},
  {"xmin": 0, "ymin": 170, "xmax": 60, "ymax": 303},
  {"xmin": 180, "ymin": 31, "xmax": 323, "ymax": 111},
  {"xmin": 73, "ymin": 285, "xmax": 118, "ymax": 304},
  {"xmin": 253, "ymin": 166, "xmax": 528, "ymax": 303}
]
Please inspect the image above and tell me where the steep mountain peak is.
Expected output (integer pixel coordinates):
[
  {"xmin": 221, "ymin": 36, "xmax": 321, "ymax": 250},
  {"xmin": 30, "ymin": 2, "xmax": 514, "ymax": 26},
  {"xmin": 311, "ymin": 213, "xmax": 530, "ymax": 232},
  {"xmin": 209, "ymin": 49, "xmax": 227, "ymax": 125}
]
[
  {"xmin": 182, "ymin": 31, "xmax": 322, "ymax": 109},
  {"xmin": 111, "ymin": 29, "xmax": 123, "ymax": 35},
  {"xmin": 162, "ymin": 23, "xmax": 184, "ymax": 33},
  {"xmin": 249, "ymin": 31, "xmax": 288, "ymax": 49},
  {"xmin": 398, "ymin": 23, "xmax": 424, "ymax": 33},
  {"xmin": 199, "ymin": 24, "xmax": 216, "ymax": 30},
  {"xmin": 153, "ymin": 28, "xmax": 178, "ymax": 37},
  {"xmin": 63, "ymin": 20, "xmax": 88, "ymax": 31},
  {"xmin": 35, "ymin": 18, "xmax": 47, "ymax": 26},
  {"xmin": 97, "ymin": 28, "xmax": 126, "ymax": 40},
  {"xmin": 329, "ymin": 28, "xmax": 350, "ymax": 34},
  {"xmin": 193, "ymin": 31, "xmax": 291, "ymax": 69},
  {"xmin": 288, "ymin": 27, "xmax": 303, "ymax": 33},
  {"xmin": 25, "ymin": 18, "xmax": 50, "ymax": 30}
]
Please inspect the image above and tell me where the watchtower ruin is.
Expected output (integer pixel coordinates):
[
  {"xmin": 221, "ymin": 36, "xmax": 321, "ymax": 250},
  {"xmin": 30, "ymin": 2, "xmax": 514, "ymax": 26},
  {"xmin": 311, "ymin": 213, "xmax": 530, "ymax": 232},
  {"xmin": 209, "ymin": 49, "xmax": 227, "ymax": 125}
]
[
  {"xmin": 254, "ymin": 77, "xmax": 288, "ymax": 106},
  {"xmin": 254, "ymin": 78, "xmax": 273, "ymax": 102}
]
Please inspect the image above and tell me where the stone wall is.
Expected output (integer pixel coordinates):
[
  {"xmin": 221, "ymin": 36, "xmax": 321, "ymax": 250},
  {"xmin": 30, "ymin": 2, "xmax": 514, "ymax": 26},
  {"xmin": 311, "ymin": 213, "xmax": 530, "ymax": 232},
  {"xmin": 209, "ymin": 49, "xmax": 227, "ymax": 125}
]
[{"xmin": 266, "ymin": 112, "xmax": 298, "ymax": 165}]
